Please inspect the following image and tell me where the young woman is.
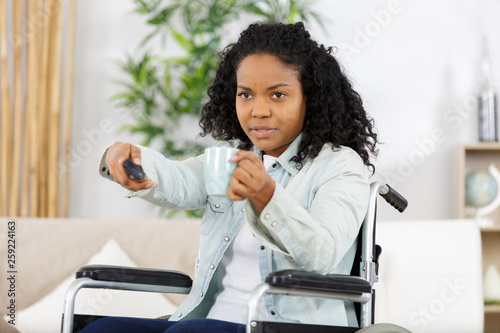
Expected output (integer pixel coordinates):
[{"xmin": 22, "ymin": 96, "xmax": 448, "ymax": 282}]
[{"xmin": 83, "ymin": 21, "xmax": 378, "ymax": 333}]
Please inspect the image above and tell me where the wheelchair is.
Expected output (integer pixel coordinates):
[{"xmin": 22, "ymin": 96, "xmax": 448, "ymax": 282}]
[{"xmin": 61, "ymin": 182, "xmax": 410, "ymax": 333}]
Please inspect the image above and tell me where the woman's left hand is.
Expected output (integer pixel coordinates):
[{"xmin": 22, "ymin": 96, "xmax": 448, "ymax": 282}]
[{"xmin": 228, "ymin": 150, "xmax": 275, "ymax": 213}]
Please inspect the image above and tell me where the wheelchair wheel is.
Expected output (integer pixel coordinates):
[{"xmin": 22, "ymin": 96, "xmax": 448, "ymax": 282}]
[{"xmin": 355, "ymin": 323, "xmax": 412, "ymax": 333}]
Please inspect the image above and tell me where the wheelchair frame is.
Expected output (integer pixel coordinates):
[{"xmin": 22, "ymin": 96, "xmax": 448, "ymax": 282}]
[
  {"xmin": 61, "ymin": 182, "xmax": 408, "ymax": 333},
  {"xmin": 245, "ymin": 181, "xmax": 407, "ymax": 332}
]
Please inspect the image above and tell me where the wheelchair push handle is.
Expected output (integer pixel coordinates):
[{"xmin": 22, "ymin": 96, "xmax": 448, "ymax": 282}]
[{"xmin": 379, "ymin": 184, "xmax": 408, "ymax": 213}]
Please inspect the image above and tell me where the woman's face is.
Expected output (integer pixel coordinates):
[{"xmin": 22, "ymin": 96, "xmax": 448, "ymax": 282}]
[{"xmin": 235, "ymin": 54, "xmax": 306, "ymax": 157}]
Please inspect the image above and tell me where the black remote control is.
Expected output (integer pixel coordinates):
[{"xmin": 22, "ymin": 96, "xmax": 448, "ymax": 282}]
[{"xmin": 123, "ymin": 158, "xmax": 146, "ymax": 180}]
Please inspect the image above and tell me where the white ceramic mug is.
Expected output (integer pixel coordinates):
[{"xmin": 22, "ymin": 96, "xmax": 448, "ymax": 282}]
[{"xmin": 204, "ymin": 147, "xmax": 238, "ymax": 197}]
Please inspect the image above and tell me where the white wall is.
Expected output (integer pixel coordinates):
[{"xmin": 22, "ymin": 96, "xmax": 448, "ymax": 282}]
[{"xmin": 69, "ymin": 0, "xmax": 500, "ymax": 221}]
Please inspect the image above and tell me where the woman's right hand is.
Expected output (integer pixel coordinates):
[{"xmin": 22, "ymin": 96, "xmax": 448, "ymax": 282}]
[{"xmin": 105, "ymin": 142, "xmax": 155, "ymax": 191}]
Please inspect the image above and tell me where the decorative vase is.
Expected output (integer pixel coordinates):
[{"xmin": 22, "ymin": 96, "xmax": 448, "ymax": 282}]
[
  {"xmin": 484, "ymin": 264, "xmax": 500, "ymax": 304},
  {"xmin": 478, "ymin": 36, "xmax": 498, "ymax": 142}
]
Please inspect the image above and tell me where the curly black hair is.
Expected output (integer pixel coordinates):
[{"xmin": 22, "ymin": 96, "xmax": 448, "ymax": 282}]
[{"xmin": 199, "ymin": 22, "xmax": 378, "ymax": 172}]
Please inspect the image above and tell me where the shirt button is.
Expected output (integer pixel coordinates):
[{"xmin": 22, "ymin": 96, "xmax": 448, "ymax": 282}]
[
  {"xmin": 264, "ymin": 214, "xmax": 270, "ymax": 220},
  {"xmin": 215, "ymin": 204, "xmax": 220, "ymax": 208},
  {"xmin": 210, "ymin": 264, "xmax": 215, "ymax": 269},
  {"xmin": 241, "ymin": 208, "xmax": 245, "ymax": 213},
  {"xmin": 200, "ymin": 292, "xmax": 204, "ymax": 297},
  {"xmin": 224, "ymin": 236, "xmax": 230, "ymax": 242},
  {"xmin": 260, "ymin": 246, "xmax": 265, "ymax": 250},
  {"xmin": 271, "ymin": 221, "xmax": 277, "ymax": 227},
  {"xmin": 270, "ymin": 311, "xmax": 276, "ymax": 316},
  {"xmin": 178, "ymin": 313, "xmax": 182, "ymax": 317}
]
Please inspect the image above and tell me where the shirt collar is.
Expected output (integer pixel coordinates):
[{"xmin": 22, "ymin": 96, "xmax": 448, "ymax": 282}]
[{"xmin": 251, "ymin": 133, "xmax": 304, "ymax": 176}]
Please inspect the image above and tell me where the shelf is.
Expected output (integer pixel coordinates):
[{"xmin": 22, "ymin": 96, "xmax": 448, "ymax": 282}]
[
  {"xmin": 463, "ymin": 142, "xmax": 500, "ymax": 151},
  {"xmin": 485, "ymin": 304, "xmax": 500, "ymax": 313},
  {"xmin": 481, "ymin": 226, "xmax": 500, "ymax": 232},
  {"xmin": 457, "ymin": 144, "xmax": 500, "ymax": 332},
  {"xmin": 457, "ymin": 145, "xmax": 500, "ymax": 220}
]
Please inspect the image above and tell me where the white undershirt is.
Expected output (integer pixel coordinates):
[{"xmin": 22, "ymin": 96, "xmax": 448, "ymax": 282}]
[{"xmin": 206, "ymin": 154, "xmax": 278, "ymax": 324}]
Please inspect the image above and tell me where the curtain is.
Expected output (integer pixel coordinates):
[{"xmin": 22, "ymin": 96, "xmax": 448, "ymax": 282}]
[{"xmin": 0, "ymin": 0, "xmax": 77, "ymax": 217}]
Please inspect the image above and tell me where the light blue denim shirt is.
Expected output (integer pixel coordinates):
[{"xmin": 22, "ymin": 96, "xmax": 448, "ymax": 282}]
[{"xmin": 99, "ymin": 134, "xmax": 369, "ymax": 327}]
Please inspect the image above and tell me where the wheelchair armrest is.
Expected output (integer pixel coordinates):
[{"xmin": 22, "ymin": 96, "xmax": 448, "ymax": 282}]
[
  {"xmin": 76, "ymin": 265, "xmax": 193, "ymax": 289},
  {"xmin": 62, "ymin": 265, "xmax": 192, "ymax": 333},
  {"xmin": 265, "ymin": 269, "xmax": 371, "ymax": 294}
]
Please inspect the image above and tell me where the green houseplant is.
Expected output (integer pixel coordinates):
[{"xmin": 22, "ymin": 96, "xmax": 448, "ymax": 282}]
[
  {"xmin": 112, "ymin": 0, "xmax": 324, "ymax": 158},
  {"xmin": 112, "ymin": 0, "xmax": 324, "ymax": 216}
]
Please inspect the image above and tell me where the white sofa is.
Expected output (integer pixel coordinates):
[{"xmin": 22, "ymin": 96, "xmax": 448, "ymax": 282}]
[
  {"xmin": 375, "ymin": 219, "xmax": 484, "ymax": 333},
  {"xmin": 0, "ymin": 218, "xmax": 201, "ymax": 333},
  {"xmin": 0, "ymin": 218, "xmax": 484, "ymax": 333}
]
